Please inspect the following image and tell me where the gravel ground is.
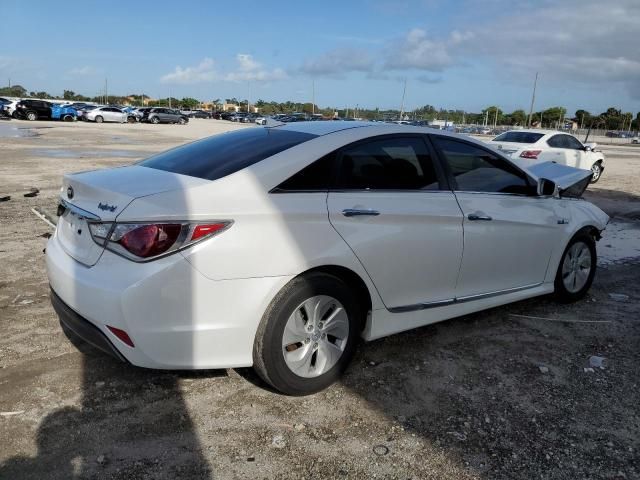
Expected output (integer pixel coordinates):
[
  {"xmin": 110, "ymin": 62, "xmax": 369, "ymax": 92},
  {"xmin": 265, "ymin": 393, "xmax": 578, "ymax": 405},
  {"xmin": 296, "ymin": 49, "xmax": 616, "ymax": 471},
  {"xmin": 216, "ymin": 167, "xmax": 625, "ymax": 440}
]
[{"xmin": 0, "ymin": 119, "xmax": 638, "ymax": 479}]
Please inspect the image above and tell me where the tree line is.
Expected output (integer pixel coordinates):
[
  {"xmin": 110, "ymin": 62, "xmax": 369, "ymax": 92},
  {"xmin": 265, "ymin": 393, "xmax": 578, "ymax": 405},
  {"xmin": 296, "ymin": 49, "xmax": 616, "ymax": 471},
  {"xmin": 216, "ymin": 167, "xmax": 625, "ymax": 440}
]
[{"xmin": 1, "ymin": 84, "xmax": 637, "ymax": 130}]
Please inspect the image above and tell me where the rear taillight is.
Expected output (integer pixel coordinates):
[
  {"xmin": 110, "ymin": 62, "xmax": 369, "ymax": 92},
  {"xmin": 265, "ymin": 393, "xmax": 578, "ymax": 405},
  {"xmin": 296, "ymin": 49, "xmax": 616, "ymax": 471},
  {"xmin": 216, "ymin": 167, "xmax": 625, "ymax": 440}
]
[
  {"xmin": 88, "ymin": 221, "xmax": 232, "ymax": 261},
  {"xmin": 520, "ymin": 150, "xmax": 541, "ymax": 159}
]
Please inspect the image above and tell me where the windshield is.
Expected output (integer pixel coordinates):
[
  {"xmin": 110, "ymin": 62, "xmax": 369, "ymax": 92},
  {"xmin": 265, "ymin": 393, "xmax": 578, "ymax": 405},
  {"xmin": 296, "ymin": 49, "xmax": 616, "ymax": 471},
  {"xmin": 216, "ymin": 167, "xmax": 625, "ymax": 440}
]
[{"xmin": 493, "ymin": 131, "xmax": 544, "ymax": 143}]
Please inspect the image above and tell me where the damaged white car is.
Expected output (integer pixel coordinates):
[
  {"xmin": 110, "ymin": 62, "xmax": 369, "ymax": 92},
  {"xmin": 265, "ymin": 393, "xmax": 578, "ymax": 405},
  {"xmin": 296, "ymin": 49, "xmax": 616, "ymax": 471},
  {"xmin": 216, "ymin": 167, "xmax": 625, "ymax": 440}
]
[
  {"xmin": 488, "ymin": 129, "xmax": 605, "ymax": 183},
  {"xmin": 46, "ymin": 122, "xmax": 609, "ymax": 395}
]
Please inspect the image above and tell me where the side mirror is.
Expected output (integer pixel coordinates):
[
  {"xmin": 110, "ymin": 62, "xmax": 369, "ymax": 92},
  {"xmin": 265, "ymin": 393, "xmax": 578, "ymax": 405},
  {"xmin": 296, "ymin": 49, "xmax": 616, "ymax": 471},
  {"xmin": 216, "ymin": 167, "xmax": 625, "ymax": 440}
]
[
  {"xmin": 538, "ymin": 178, "xmax": 559, "ymax": 197},
  {"xmin": 584, "ymin": 145, "xmax": 592, "ymax": 152}
]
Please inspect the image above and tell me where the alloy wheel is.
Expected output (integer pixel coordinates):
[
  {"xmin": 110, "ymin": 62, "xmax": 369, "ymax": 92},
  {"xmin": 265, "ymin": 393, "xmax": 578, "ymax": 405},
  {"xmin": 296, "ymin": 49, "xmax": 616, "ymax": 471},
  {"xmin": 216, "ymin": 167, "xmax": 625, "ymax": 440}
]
[{"xmin": 591, "ymin": 163, "xmax": 602, "ymax": 182}]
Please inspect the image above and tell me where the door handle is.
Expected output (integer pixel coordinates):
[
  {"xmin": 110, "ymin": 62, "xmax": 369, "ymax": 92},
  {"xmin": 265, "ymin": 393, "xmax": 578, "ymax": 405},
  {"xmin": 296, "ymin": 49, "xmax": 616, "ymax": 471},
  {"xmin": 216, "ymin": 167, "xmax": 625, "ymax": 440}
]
[
  {"xmin": 342, "ymin": 208, "xmax": 380, "ymax": 217},
  {"xmin": 467, "ymin": 213, "xmax": 492, "ymax": 221}
]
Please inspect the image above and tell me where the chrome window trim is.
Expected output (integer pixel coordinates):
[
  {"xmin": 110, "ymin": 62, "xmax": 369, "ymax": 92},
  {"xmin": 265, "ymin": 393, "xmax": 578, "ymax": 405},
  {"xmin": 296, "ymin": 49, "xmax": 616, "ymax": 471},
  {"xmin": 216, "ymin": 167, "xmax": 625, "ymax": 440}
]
[{"xmin": 388, "ymin": 282, "xmax": 542, "ymax": 313}]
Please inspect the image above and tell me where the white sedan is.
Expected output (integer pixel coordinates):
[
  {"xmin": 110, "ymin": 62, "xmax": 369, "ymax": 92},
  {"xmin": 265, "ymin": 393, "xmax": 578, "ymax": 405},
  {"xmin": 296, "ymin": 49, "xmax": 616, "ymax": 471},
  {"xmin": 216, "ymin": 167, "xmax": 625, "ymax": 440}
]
[
  {"xmin": 488, "ymin": 129, "xmax": 605, "ymax": 183},
  {"xmin": 46, "ymin": 122, "xmax": 609, "ymax": 395},
  {"xmin": 85, "ymin": 106, "xmax": 130, "ymax": 123}
]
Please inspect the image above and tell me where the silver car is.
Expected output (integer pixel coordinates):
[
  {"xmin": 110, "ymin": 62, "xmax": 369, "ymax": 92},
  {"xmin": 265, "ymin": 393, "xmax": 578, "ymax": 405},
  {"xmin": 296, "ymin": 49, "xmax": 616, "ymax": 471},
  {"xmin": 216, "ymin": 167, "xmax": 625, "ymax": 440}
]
[{"xmin": 85, "ymin": 106, "xmax": 128, "ymax": 123}]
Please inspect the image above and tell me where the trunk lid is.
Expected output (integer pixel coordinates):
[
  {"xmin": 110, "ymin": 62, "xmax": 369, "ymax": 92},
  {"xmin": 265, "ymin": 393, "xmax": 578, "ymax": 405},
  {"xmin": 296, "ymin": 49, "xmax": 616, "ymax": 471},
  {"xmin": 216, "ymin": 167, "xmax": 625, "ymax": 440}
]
[
  {"xmin": 489, "ymin": 141, "xmax": 530, "ymax": 157},
  {"xmin": 57, "ymin": 165, "xmax": 210, "ymax": 266}
]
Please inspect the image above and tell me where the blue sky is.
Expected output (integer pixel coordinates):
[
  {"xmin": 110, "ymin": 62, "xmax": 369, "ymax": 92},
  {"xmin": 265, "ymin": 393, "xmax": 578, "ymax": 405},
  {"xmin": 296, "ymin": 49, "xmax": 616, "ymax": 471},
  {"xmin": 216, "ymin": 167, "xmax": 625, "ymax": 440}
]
[{"xmin": 2, "ymin": 0, "xmax": 639, "ymax": 114}]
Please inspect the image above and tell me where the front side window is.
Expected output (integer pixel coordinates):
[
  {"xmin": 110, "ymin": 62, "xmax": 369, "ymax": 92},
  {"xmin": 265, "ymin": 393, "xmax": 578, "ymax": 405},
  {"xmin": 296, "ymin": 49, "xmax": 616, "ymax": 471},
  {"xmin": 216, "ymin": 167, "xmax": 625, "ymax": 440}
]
[
  {"xmin": 432, "ymin": 137, "xmax": 531, "ymax": 195},
  {"xmin": 140, "ymin": 128, "xmax": 317, "ymax": 181},
  {"xmin": 336, "ymin": 137, "xmax": 440, "ymax": 190},
  {"xmin": 564, "ymin": 135, "xmax": 584, "ymax": 150}
]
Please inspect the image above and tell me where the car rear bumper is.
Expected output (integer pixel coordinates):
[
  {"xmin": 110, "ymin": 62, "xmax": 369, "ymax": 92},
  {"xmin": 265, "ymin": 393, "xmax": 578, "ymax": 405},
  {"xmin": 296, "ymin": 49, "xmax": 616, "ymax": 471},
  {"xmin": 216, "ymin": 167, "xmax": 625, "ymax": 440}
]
[
  {"xmin": 46, "ymin": 229, "xmax": 292, "ymax": 369},
  {"xmin": 51, "ymin": 288, "xmax": 128, "ymax": 362}
]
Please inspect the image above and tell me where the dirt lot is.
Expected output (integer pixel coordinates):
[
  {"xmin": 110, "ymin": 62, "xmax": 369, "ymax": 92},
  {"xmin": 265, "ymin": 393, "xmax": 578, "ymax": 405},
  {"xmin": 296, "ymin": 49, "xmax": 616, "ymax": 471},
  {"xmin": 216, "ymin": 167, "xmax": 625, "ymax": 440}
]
[{"xmin": 0, "ymin": 119, "xmax": 638, "ymax": 480}]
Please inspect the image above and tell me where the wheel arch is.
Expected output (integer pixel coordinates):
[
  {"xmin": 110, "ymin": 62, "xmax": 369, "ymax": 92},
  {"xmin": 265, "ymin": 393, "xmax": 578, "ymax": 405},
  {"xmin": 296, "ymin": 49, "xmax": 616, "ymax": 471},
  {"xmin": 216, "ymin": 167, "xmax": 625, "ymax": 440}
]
[{"xmin": 297, "ymin": 265, "xmax": 373, "ymax": 331}]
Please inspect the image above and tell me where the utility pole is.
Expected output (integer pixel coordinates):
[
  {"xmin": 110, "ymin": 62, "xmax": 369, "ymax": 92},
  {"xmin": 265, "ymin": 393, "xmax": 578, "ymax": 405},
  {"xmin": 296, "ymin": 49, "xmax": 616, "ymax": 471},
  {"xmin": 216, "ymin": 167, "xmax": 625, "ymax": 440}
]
[
  {"xmin": 247, "ymin": 81, "xmax": 250, "ymax": 113},
  {"xmin": 494, "ymin": 108, "xmax": 499, "ymax": 128},
  {"xmin": 526, "ymin": 72, "xmax": 539, "ymax": 127},
  {"xmin": 312, "ymin": 80, "xmax": 315, "ymax": 116},
  {"xmin": 105, "ymin": 78, "xmax": 108, "ymax": 105},
  {"xmin": 399, "ymin": 78, "xmax": 407, "ymax": 120}
]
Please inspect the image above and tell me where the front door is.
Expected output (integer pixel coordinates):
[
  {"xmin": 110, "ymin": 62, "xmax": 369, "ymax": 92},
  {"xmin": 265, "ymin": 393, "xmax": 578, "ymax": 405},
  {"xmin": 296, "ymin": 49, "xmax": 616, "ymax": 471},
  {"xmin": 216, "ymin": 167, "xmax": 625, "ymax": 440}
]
[
  {"xmin": 431, "ymin": 136, "xmax": 563, "ymax": 298},
  {"xmin": 327, "ymin": 135, "xmax": 463, "ymax": 310}
]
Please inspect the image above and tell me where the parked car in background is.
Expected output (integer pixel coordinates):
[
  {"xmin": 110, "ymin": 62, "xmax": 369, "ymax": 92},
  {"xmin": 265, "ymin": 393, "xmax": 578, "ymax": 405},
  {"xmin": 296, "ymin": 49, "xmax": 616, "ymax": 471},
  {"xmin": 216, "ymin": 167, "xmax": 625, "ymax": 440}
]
[
  {"xmin": 132, "ymin": 107, "xmax": 152, "ymax": 120},
  {"xmin": 76, "ymin": 105, "xmax": 99, "ymax": 121},
  {"xmin": 191, "ymin": 110, "xmax": 212, "ymax": 119},
  {"xmin": 47, "ymin": 122, "xmax": 608, "ymax": 395},
  {"xmin": 230, "ymin": 112, "xmax": 249, "ymax": 122},
  {"xmin": 3, "ymin": 100, "xmax": 19, "ymax": 117},
  {"xmin": 14, "ymin": 100, "xmax": 53, "ymax": 120},
  {"xmin": 488, "ymin": 129, "xmax": 605, "ymax": 183},
  {"xmin": 142, "ymin": 108, "xmax": 189, "ymax": 124},
  {"xmin": 50, "ymin": 104, "xmax": 77, "ymax": 122},
  {"xmin": 85, "ymin": 106, "xmax": 132, "ymax": 123}
]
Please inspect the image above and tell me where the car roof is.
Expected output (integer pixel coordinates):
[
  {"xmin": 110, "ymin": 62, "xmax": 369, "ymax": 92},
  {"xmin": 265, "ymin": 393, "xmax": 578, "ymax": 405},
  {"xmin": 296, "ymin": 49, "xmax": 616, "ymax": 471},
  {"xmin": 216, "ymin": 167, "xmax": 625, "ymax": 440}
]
[
  {"xmin": 271, "ymin": 120, "xmax": 374, "ymax": 136},
  {"xmin": 499, "ymin": 129, "xmax": 563, "ymax": 136}
]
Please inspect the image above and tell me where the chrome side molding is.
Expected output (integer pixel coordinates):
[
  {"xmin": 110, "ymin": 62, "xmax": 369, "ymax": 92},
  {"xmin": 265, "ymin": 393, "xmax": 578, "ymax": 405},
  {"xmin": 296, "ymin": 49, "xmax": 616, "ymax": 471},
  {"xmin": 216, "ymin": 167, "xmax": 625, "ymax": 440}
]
[{"xmin": 388, "ymin": 282, "xmax": 542, "ymax": 313}]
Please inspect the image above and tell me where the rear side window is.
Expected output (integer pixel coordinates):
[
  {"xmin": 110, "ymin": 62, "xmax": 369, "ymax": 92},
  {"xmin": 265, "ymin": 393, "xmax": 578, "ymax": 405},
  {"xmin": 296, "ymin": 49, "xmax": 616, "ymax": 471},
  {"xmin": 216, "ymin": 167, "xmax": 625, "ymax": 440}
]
[
  {"xmin": 493, "ymin": 131, "xmax": 544, "ymax": 143},
  {"xmin": 274, "ymin": 153, "xmax": 335, "ymax": 192},
  {"xmin": 433, "ymin": 137, "xmax": 531, "ymax": 195},
  {"xmin": 337, "ymin": 137, "xmax": 440, "ymax": 190},
  {"xmin": 140, "ymin": 128, "xmax": 317, "ymax": 181}
]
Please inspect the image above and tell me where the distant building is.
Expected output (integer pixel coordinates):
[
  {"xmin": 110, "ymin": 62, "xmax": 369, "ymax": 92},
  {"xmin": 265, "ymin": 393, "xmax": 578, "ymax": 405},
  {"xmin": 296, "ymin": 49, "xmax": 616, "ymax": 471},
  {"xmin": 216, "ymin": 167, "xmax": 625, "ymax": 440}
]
[{"xmin": 429, "ymin": 119, "xmax": 454, "ymax": 129}]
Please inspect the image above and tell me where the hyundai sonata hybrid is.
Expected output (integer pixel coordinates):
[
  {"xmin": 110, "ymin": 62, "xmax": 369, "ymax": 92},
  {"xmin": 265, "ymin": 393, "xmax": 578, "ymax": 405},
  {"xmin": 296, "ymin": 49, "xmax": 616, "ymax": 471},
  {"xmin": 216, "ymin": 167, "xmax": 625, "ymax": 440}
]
[{"xmin": 47, "ymin": 122, "xmax": 609, "ymax": 395}]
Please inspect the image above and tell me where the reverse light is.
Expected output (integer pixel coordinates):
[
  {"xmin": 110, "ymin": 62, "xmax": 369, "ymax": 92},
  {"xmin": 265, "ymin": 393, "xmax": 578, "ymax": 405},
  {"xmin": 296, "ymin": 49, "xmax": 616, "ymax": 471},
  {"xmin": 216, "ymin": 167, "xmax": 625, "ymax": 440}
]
[
  {"xmin": 88, "ymin": 221, "xmax": 232, "ymax": 262},
  {"xmin": 520, "ymin": 150, "xmax": 542, "ymax": 159}
]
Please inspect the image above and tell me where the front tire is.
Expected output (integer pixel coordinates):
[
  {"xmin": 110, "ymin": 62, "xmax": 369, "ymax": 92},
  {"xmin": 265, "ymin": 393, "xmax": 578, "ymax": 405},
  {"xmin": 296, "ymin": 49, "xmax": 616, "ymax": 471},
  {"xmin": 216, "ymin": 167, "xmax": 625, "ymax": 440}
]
[
  {"xmin": 94, "ymin": 115, "xmax": 103, "ymax": 123},
  {"xmin": 253, "ymin": 272, "xmax": 361, "ymax": 395},
  {"xmin": 151, "ymin": 116, "xmax": 160, "ymax": 124},
  {"xmin": 590, "ymin": 162, "xmax": 603, "ymax": 183},
  {"xmin": 554, "ymin": 232, "xmax": 597, "ymax": 303},
  {"xmin": 26, "ymin": 111, "xmax": 38, "ymax": 121}
]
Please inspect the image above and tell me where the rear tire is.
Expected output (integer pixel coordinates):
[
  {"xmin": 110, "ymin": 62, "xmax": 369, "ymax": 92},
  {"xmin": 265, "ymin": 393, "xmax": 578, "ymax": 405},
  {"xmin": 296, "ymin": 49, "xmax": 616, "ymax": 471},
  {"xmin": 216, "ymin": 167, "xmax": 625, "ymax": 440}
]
[
  {"xmin": 127, "ymin": 116, "xmax": 136, "ymax": 123},
  {"xmin": 151, "ymin": 116, "xmax": 160, "ymax": 124},
  {"xmin": 94, "ymin": 115, "xmax": 103, "ymax": 123},
  {"xmin": 554, "ymin": 232, "xmax": 597, "ymax": 303},
  {"xmin": 178, "ymin": 117, "xmax": 187, "ymax": 125},
  {"xmin": 253, "ymin": 272, "xmax": 361, "ymax": 396}
]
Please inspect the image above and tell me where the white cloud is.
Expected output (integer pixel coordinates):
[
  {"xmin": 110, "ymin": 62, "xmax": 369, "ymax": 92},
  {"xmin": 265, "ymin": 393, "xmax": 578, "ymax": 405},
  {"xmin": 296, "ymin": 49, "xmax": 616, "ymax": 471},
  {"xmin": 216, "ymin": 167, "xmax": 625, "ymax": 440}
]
[
  {"xmin": 160, "ymin": 55, "xmax": 287, "ymax": 84},
  {"xmin": 384, "ymin": 28, "xmax": 454, "ymax": 71},
  {"xmin": 224, "ymin": 54, "xmax": 288, "ymax": 82},
  {"xmin": 68, "ymin": 66, "xmax": 97, "ymax": 76},
  {"xmin": 301, "ymin": 48, "xmax": 375, "ymax": 76},
  {"xmin": 160, "ymin": 58, "xmax": 217, "ymax": 84}
]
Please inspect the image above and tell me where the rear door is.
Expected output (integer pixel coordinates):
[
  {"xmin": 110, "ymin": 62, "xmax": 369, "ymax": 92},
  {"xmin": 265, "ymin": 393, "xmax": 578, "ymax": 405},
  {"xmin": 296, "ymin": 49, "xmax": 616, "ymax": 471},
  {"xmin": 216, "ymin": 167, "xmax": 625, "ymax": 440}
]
[
  {"xmin": 327, "ymin": 135, "xmax": 463, "ymax": 310},
  {"xmin": 542, "ymin": 134, "xmax": 571, "ymax": 165},
  {"xmin": 431, "ymin": 136, "xmax": 563, "ymax": 298}
]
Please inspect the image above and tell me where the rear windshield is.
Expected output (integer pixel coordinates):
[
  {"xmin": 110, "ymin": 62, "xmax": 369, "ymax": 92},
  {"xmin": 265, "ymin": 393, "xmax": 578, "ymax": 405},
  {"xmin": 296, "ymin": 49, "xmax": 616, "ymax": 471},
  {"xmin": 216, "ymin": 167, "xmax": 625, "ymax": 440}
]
[
  {"xmin": 139, "ymin": 128, "xmax": 317, "ymax": 181},
  {"xmin": 493, "ymin": 131, "xmax": 544, "ymax": 143}
]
